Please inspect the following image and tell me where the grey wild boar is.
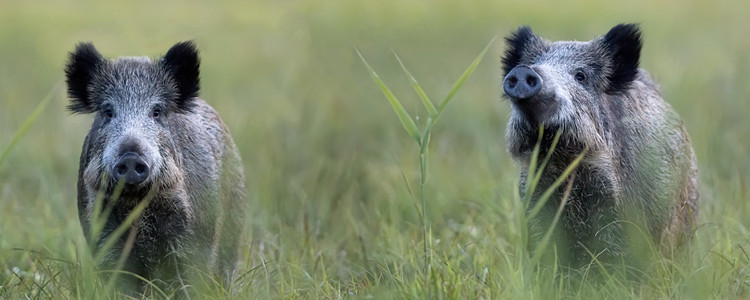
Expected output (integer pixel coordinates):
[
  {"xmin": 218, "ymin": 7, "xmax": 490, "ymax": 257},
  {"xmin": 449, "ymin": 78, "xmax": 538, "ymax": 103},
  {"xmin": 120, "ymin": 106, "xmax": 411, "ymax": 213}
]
[
  {"xmin": 66, "ymin": 41, "xmax": 246, "ymax": 290},
  {"xmin": 501, "ymin": 24, "xmax": 698, "ymax": 269}
]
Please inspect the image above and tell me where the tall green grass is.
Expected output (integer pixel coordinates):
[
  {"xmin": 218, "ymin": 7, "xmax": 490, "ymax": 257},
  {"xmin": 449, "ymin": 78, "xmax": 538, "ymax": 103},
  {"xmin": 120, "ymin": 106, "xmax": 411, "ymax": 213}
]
[{"xmin": 357, "ymin": 38, "xmax": 493, "ymax": 272}]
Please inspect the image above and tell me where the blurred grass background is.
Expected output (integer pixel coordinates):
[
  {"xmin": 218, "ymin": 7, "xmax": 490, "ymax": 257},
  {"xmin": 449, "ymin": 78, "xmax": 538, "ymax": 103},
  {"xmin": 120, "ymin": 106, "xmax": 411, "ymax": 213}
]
[{"xmin": 1, "ymin": 0, "xmax": 749, "ymax": 298}]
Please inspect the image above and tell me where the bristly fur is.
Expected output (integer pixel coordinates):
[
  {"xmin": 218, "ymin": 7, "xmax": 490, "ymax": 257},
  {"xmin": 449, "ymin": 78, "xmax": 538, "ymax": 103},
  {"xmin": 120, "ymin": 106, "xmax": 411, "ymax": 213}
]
[
  {"xmin": 161, "ymin": 41, "xmax": 200, "ymax": 112},
  {"xmin": 66, "ymin": 42, "xmax": 104, "ymax": 114},
  {"xmin": 601, "ymin": 23, "xmax": 642, "ymax": 94},
  {"xmin": 502, "ymin": 26, "xmax": 536, "ymax": 76}
]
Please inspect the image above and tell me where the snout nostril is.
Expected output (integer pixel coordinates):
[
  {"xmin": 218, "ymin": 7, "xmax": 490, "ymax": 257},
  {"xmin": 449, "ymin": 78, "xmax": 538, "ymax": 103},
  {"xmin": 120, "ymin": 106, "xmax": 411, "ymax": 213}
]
[
  {"xmin": 526, "ymin": 75, "xmax": 538, "ymax": 87},
  {"xmin": 507, "ymin": 76, "xmax": 518, "ymax": 88},
  {"xmin": 135, "ymin": 164, "xmax": 146, "ymax": 174},
  {"xmin": 116, "ymin": 164, "xmax": 127, "ymax": 176}
]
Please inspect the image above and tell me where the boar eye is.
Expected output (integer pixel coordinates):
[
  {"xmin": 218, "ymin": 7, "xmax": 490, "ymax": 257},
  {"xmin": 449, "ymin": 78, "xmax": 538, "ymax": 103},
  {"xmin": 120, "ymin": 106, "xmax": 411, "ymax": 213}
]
[
  {"xmin": 103, "ymin": 107, "xmax": 114, "ymax": 119},
  {"xmin": 574, "ymin": 71, "xmax": 586, "ymax": 83},
  {"xmin": 152, "ymin": 107, "xmax": 162, "ymax": 118}
]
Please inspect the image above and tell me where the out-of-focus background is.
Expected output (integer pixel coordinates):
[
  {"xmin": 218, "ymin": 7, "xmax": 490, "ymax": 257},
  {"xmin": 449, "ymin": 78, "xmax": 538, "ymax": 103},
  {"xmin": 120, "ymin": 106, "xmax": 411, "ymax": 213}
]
[{"xmin": 1, "ymin": 0, "xmax": 749, "ymax": 298}]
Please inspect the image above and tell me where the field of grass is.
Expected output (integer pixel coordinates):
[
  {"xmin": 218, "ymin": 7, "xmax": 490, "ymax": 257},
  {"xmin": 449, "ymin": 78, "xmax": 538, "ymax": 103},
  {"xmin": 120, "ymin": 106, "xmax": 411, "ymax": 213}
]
[{"xmin": 1, "ymin": 0, "xmax": 750, "ymax": 298}]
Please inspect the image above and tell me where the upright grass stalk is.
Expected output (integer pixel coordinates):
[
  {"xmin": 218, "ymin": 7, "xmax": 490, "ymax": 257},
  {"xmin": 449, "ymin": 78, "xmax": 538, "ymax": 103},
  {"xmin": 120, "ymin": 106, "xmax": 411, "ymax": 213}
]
[
  {"xmin": 357, "ymin": 38, "xmax": 495, "ymax": 270},
  {"xmin": 0, "ymin": 82, "xmax": 60, "ymax": 168},
  {"xmin": 521, "ymin": 126, "xmax": 589, "ymax": 269},
  {"xmin": 80, "ymin": 174, "xmax": 162, "ymax": 295}
]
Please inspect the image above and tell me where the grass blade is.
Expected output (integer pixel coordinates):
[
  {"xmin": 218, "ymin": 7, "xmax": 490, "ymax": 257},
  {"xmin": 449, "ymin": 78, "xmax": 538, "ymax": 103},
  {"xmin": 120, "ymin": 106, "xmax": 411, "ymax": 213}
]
[
  {"xmin": 94, "ymin": 191, "xmax": 155, "ymax": 264},
  {"xmin": 524, "ymin": 126, "xmax": 544, "ymax": 207},
  {"xmin": 527, "ymin": 147, "xmax": 588, "ymax": 220},
  {"xmin": 529, "ymin": 172, "xmax": 576, "ymax": 266},
  {"xmin": 526, "ymin": 127, "xmax": 564, "ymax": 207},
  {"xmin": 0, "ymin": 82, "xmax": 61, "ymax": 167},
  {"xmin": 356, "ymin": 48, "xmax": 421, "ymax": 142},
  {"xmin": 434, "ymin": 37, "xmax": 496, "ymax": 121},
  {"xmin": 393, "ymin": 51, "xmax": 438, "ymax": 117},
  {"xmin": 533, "ymin": 129, "xmax": 563, "ymax": 185}
]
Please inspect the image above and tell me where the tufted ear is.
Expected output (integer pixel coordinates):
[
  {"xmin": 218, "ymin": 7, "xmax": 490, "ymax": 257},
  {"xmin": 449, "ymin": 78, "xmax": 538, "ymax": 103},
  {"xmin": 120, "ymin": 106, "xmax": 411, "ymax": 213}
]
[
  {"xmin": 601, "ymin": 23, "xmax": 642, "ymax": 93},
  {"xmin": 502, "ymin": 26, "xmax": 536, "ymax": 76},
  {"xmin": 66, "ymin": 42, "xmax": 104, "ymax": 114},
  {"xmin": 161, "ymin": 41, "xmax": 200, "ymax": 112}
]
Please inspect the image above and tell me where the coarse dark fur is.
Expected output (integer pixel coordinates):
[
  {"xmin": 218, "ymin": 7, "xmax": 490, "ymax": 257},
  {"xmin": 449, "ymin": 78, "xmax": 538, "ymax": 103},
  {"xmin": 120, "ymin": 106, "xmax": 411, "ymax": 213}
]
[
  {"xmin": 66, "ymin": 41, "xmax": 246, "ymax": 292},
  {"xmin": 501, "ymin": 24, "xmax": 699, "ymax": 270}
]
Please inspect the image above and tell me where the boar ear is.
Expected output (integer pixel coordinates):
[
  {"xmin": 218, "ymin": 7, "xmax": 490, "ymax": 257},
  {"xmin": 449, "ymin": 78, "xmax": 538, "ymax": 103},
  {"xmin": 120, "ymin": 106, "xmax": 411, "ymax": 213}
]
[
  {"xmin": 601, "ymin": 23, "xmax": 642, "ymax": 93},
  {"xmin": 66, "ymin": 42, "xmax": 104, "ymax": 114},
  {"xmin": 502, "ymin": 26, "xmax": 536, "ymax": 76},
  {"xmin": 162, "ymin": 41, "xmax": 200, "ymax": 111}
]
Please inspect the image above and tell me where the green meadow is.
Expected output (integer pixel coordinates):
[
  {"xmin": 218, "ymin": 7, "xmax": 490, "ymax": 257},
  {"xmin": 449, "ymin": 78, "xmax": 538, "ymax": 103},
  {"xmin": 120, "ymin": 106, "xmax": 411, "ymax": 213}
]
[{"xmin": 1, "ymin": 0, "xmax": 749, "ymax": 298}]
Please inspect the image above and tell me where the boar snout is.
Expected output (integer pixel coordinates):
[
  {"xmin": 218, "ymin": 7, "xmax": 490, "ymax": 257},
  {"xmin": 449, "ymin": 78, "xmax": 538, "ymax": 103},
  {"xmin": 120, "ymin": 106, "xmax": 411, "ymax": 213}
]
[
  {"xmin": 113, "ymin": 153, "xmax": 149, "ymax": 185},
  {"xmin": 504, "ymin": 65, "xmax": 542, "ymax": 100}
]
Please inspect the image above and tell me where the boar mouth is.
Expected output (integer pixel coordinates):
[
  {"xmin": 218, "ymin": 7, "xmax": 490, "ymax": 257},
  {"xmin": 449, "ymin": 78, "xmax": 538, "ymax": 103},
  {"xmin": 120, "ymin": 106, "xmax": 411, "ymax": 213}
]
[
  {"xmin": 104, "ymin": 176, "xmax": 154, "ymax": 199},
  {"xmin": 509, "ymin": 94, "xmax": 560, "ymax": 125},
  {"xmin": 508, "ymin": 119, "xmax": 587, "ymax": 159}
]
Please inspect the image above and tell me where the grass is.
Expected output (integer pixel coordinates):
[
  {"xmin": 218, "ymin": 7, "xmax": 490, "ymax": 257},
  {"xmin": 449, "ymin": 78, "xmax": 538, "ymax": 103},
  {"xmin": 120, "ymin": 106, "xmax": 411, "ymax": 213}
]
[
  {"xmin": 1, "ymin": 0, "xmax": 750, "ymax": 298},
  {"xmin": 357, "ymin": 38, "xmax": 493, "ymax": 272}
]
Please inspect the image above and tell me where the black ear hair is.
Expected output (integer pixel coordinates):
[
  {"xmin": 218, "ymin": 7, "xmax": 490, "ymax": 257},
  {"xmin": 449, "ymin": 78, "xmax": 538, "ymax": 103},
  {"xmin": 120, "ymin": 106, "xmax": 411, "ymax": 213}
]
[
  {"xmin": 66, "ymin": 42, "xmax": 104, "ymax": 114},
  {"xmin": 601, "ymin": 23, "xmax": 642, "ymax": 93},
  {"xmin": 161, "ymin": 41, "xmax": 200, "ymax": 111},
  {"xmin": 502, "ymin": 26, "xmax": 536, "ymax": 76}
]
